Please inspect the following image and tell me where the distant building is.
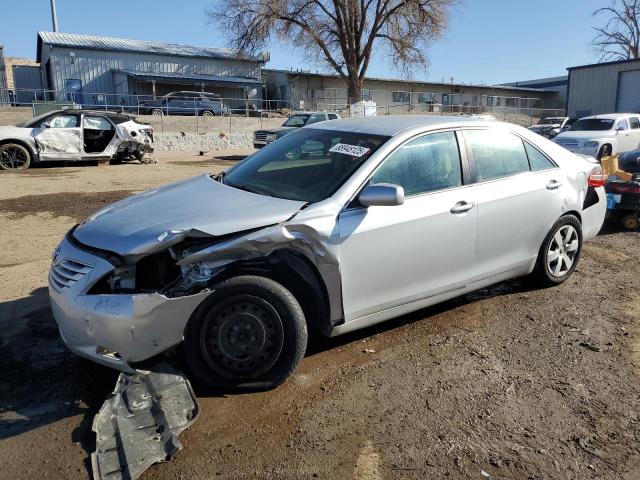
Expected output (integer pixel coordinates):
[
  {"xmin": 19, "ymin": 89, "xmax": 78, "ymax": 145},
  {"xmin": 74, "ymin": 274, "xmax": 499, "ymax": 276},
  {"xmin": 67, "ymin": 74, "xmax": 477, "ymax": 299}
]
[
  {"xmin": 36, "ymin": 31, "xmax": 269, "ymax": 109},
  {"xmin": 566, "ymin": 58, "xmax": 640, "ymax": 117},
  {"xmin": 500, "ymin": 76, "xmax": 568, "ymax": 106},
  {"xmin": 263, "ymin": 69, "xmax": 562, "ymax": 114}
]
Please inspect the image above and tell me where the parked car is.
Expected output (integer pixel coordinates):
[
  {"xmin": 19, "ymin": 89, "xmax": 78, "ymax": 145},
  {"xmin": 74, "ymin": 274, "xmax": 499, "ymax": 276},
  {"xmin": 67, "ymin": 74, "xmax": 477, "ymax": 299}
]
[
  {"xmin": 49, "ymin": 116, "xmax": 606, "ymax": 390},
  {"xmin": 139, "ymin": 91, "xmax": 229, "ymax": 116},
  {"xmin": 253, "ymin": 111, "xmax": 341, "ymax": 148},
  {"xmin": 554, "ymin": 113, "xmax": 640, "ymax": 160},
  {"xmin": 528, "ymin": 117, "xmax": 576, "ymax": 139},
  {"xmin": 0, "ymin": 109, "xmax": 153, "ymax": 170}
]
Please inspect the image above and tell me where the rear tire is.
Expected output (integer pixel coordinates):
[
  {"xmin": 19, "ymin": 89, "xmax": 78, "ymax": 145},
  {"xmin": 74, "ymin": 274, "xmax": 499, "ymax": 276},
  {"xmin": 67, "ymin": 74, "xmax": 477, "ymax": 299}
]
[
  {"xmin": 184, "ymin": 275, "xmax": 307, "ymax": 391},
  {"xmin": 0, "ymin": 143, "xmax": 31, "ymax": 170},
  {"xmin": 531, "ymin": 215, "xmax": 583, "ymax": 287},
  {"xmin": 622, "ymin": 214, "xmax": 640, "ymax": 231},
  {"xmin": 151, "ymin": 109, "xmax": 163, "ymax": 116},
  {"xmin": 201, "ymin": 110, "xmax": 214, "ymax": 117}
]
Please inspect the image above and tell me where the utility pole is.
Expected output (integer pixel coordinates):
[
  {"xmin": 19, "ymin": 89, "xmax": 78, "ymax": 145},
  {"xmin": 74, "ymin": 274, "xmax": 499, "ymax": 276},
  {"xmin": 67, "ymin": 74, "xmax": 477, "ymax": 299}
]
[{"xmin": 50, "ymin": 0, "xmax": 59, "ymax": 32}]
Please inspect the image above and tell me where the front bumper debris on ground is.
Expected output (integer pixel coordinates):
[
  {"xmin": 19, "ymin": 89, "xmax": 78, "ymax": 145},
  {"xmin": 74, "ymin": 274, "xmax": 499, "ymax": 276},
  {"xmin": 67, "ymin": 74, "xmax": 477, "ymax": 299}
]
[{"xmin": 92, "ymin": 362, "xmax": 199, "ymax": 480}]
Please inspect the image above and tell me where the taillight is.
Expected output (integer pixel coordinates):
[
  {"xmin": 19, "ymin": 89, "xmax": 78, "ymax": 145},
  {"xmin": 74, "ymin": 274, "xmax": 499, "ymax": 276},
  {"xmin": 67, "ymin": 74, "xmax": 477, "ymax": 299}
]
[{"xmin": 588, "ymin": 173, "xmax": 608, "ymax": 187}]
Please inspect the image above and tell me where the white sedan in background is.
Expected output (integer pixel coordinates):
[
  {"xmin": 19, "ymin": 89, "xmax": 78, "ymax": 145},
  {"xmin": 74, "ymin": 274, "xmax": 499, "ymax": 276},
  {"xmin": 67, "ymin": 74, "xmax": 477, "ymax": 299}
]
[
  {"xmin": 553, "ymin": 113, "xmax": 640, "ymax": 160},
  {"xmin": 0, "ymin": 109, "xmax": 153, "ymax": 169}
]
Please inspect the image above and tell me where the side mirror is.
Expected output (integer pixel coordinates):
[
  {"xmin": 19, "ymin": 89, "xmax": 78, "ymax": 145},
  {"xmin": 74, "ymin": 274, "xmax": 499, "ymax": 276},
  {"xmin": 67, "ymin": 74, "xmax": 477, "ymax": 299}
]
[
  {"xmin": 359, "ymin": 183, "xmax": 404, "ymax": 207},
  {"xmin": 41, "ymin": 121, "xmax": 50, "ymax": 128}
]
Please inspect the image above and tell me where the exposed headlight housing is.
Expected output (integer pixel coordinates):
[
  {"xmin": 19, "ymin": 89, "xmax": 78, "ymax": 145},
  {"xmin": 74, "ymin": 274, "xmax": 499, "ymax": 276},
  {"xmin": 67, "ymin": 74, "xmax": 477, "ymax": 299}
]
[
  {"xmin": 266, "ymin": 133, "xmax": 277, "ymax": 142},
  {"xmin": 584, "ymin": 141, "xmax": 600, "ymax": 148}
]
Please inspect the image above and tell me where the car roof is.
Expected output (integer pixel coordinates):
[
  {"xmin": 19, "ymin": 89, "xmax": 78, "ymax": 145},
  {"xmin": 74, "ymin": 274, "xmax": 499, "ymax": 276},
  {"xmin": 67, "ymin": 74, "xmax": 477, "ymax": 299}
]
[
  {"xmin": 289, "ymin": 111, "xmax": 334, "ymax": 115},
  {"xmin": 581, "ymin": 113, "xmax": 634, "ymax": 120},
  {"xmin": 307, "ymin": 115, "xmax": 486, "ymax": 136},
  {"xmin": 56, "ymin": 108, "xmax": 133, "ymax": 117}
]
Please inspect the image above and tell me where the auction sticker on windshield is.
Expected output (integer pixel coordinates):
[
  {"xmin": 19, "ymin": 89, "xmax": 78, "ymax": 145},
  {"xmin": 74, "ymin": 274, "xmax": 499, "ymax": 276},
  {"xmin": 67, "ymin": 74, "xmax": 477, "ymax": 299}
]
[{"xmin": 329, "ymin": 143, "xmax": 371, "ymax": 157}]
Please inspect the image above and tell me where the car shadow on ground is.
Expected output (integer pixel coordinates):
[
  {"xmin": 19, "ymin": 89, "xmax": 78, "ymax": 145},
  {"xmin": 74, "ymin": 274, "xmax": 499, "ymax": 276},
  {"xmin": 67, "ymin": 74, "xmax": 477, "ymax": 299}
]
[
  {"xmin": 305, "ymin": 278, "xmax": 535, "ymax": 357},
  {"xmin": 0, "ymin": 287, "xmax": 118, "ymax": 454}
]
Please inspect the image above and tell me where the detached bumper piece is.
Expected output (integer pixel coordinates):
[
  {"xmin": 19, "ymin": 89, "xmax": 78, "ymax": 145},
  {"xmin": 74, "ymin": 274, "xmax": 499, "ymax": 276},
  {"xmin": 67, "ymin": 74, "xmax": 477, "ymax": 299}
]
[{"xmin": 92, "ymin": 363, "xmax": 199, "ymax": 480}]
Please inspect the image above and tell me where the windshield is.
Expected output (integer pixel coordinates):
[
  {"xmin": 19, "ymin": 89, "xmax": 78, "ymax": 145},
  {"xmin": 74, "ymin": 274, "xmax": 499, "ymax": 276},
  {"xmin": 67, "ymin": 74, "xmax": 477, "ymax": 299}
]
[
  {"xmin": 570, "ymin": 119, "xmax": 615, "ymax": 131},
  {"xmin": 283, "ymin": 115, "xmax": 310, "ymax": 127},
  {"xmin": 538, "ymin": 117, "xmax": 563, "ymax": 125},
  {"xmin": 223, "ymin": 128, "xmax": 390, "ymax": 202},
  {"xmin": 16, "ymin": 111, "xmax": 54, "ymax": 128}
]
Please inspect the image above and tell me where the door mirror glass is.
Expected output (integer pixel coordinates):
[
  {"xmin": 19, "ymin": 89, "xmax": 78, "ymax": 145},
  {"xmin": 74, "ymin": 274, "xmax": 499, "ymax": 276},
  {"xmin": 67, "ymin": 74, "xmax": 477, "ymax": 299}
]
[
  {"xmin": 359, "ymin": 183, "xmax": 404, "ymax": 207},
  {"xmin": 41, "ymin": 121, "xmax": 50, "ymax": 128}
]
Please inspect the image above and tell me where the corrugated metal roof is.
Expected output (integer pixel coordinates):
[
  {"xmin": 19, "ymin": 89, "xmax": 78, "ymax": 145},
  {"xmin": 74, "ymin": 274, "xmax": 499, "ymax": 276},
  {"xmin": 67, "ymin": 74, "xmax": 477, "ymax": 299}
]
[
  {"xmin": 116, "ymin": 69, "xmax": 262, "ymax": 85},
  {"xmin": 37, "ymin": 31, "xmax": 266, "ymax": 62},
  {"xmin": 262, "ymin": 68, "xmax": 557, "ymax": 93},
  {"xmin": 567, "ymin": 57, "xmax": 640, "ymax": 71}
]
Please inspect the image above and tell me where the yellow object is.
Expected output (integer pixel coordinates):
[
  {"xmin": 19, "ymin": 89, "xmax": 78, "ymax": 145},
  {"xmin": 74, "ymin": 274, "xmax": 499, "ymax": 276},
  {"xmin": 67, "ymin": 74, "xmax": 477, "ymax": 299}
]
[{"xmin": 601, "ymin": 155, "xmax": 634, "ymax": 181}]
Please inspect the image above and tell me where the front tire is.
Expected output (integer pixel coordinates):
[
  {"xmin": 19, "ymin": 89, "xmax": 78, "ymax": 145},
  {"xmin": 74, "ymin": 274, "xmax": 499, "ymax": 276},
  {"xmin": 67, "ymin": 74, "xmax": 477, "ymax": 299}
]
[
  {"xmin": 184, "ymin": 275, "xmax": 307, "ymax": 391},
  {"xmin": 0, "ymin": 143, "xmax": 31, "ymax": 170},
  {"xmin": 151, "ymin": 108, "xmax": 163, "ymax": 116},
  {"xmin": 531, "ymin": 215, "xmax": 583, "ymax": 286},
  {"xmin": 201, "ymin": 110, "xmax": 214, "ymax": 117}
]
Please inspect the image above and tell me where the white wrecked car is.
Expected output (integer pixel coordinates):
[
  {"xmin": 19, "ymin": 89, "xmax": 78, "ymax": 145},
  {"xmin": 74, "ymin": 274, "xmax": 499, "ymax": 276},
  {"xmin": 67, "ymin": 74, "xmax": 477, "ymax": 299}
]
[{"xmin": 0, "ymin": 109, "xmax": 153, "ymax": 169}]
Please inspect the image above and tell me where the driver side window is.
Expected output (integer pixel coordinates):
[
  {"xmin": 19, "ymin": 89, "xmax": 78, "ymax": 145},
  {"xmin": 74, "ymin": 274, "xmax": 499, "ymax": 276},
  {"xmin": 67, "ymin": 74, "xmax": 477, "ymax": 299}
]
[
  {"xmin": 48, "ymin": 114, "xmax": 79, "ymax": 128},
  {"xmin": 371, "ymin": 131, "xmax": 462, "ymax": 196}
]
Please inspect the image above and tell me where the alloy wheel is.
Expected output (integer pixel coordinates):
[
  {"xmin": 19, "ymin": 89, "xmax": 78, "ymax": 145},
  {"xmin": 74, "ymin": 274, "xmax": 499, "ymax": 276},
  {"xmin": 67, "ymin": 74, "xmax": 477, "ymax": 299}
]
[
  {"xmin": 547, "ymin": 225, "xmax": 580, "ymax": 277},
  {"xmin": 0, "ymin": 145, "xmax": 29, "ymax": 169}
]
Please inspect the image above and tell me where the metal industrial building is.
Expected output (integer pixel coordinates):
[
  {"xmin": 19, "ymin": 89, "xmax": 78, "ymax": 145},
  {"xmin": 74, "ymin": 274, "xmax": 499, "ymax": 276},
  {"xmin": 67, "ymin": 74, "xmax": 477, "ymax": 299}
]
[
  {"xmin": 566, "ymin": 58, "xmax": 640, "ymax": 117},
  {"xmin": 500, "ymin": 76, "xmax": 569, "ymax": 105},
  {"xmin": 36, "ymin": 31, "xmax": 269, "ymax": 109},
  {"xmin": 263, "ymin": 69, "xmax": 562, "ymax": 114}
]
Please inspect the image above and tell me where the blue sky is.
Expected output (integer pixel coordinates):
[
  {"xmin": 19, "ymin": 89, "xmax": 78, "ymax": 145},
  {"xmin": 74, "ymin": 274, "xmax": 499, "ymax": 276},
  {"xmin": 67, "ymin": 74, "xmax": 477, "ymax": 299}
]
[{"xmin": 2, "ymin": 0, "xmax": 607, "ymax": 84}]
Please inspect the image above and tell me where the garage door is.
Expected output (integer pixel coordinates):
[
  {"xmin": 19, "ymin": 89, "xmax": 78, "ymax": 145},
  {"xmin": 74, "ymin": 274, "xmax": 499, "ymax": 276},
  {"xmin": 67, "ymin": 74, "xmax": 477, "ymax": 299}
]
[{"xmin": 617, "ymin": 70, "xmax": 640, "ymax": 113}]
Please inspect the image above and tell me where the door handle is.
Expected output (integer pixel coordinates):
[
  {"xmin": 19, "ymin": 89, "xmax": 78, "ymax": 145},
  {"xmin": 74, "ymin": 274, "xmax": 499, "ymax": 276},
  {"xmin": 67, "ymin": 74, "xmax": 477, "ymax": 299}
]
[
  {"xmin": 450, "ymin": 201, "xmax": 474, "ymax": 214},
  {"xmin": 546, "ymin": 180, "xmax": 562, "ymax": 190}
]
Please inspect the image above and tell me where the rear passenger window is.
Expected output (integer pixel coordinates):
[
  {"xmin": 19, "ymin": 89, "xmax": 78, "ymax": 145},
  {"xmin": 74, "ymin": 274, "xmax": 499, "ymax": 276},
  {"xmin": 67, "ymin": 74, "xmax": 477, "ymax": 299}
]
[
  {"xmin": 524, "ymin": 142, "xmax": 556, "ymax": 171},
  {"xmin": 630, "ymin": 117, "xmax": 640, "ymax": 129},
  {"xmin": 371, "ymin": 131, "xmax": 462, "ymax": 196},
  {"xmin": 328, "ymin": 114, "xmax": 338, "ymax": 120},
  {"xmin": 465, "ymin": 129, "xmax": 529, "ymax": 182}
]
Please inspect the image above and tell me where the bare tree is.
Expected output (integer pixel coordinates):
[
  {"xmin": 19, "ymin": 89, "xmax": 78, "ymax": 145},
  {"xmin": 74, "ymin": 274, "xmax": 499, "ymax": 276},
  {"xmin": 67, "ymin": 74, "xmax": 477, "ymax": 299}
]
[
  {"xmin": 208, "ymin": 0, "xmax": 456, "ymax": 100},
  {"xmin": 592, "ymin": 0, "xmax": 640, "ymax": 61}
]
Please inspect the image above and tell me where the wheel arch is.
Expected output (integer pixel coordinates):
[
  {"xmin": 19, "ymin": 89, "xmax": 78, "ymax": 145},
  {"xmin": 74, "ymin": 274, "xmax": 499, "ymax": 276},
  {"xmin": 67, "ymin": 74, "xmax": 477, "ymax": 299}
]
[
  {"xmin": 211, "ymin": 248, "xmax": 332, "ymax": 336},
  {"xmin": 563, "ymin": 210, "xmax": 582, "ymax": 225}
]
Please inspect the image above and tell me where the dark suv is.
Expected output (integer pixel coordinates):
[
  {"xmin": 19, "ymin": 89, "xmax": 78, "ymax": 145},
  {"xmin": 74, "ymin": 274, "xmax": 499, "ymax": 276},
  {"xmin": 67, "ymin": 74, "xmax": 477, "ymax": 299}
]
[{"xmin": 139, "ymin": 91, "xmax": 229, "ymax": 116}]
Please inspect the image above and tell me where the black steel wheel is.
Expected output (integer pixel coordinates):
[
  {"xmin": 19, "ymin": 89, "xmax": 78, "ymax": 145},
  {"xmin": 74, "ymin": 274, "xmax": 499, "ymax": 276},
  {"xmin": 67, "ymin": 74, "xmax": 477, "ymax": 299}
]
[
  {"xmin": 200, "ymin": 294, "xmax": 285, "ymax": 379},
  {"xmin": 184, "ymin": 275, "xmax": 307, "ymax": 391},
  {"xmin": 0, "ymin": 143, "xmax": 31, "ymax": 170}
]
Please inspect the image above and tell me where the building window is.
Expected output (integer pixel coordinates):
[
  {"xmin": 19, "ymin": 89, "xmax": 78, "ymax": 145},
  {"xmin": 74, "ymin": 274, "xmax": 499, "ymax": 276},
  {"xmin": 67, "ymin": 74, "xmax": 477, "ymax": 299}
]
[
  {"xmin": 361, "ymin": 89, "xmax": 371, "ymax": 101},
  {"xmin": 418, "ymin": 92, "xmax": 434, "ymax": 104},
  {"xmin": 392, "ymin": 91, "xmax": 410, "ymax": 103}
]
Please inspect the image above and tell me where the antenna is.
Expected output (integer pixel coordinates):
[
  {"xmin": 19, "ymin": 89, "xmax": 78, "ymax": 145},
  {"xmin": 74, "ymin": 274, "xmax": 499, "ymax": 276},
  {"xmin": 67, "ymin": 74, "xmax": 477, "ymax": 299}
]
[{"xmin": 50, "ymin": 0, "xmax": 59, "ymax": 32}]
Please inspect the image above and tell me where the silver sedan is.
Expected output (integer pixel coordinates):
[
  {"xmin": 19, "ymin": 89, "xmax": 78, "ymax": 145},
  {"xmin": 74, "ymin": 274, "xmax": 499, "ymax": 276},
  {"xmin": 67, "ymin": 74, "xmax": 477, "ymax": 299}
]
[{"xmin": 49, "ymin": 116, "xmax": 607, "ymax": 390}]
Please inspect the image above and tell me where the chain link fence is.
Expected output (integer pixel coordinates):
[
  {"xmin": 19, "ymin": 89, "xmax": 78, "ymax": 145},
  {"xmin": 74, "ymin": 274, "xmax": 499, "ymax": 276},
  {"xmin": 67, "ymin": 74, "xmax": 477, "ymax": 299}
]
[{"xmin": 0, "ymin": 88, "xmax": 566, "ymax": 135}]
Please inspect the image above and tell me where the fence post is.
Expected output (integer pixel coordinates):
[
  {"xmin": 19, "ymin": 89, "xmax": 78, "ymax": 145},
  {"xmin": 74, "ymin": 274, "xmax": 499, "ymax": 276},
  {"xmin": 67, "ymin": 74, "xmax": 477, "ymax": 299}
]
[{"xmin": 195, "ymin": 98, "xmax": 199, "ymax": 134}]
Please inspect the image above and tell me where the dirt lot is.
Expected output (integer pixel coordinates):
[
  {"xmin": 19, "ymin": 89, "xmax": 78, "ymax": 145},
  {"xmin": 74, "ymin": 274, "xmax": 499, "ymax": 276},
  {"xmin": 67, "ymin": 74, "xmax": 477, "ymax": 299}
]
[{"xmin": 1, "ymin": 152, "xmax": 639, "ymax": 480}]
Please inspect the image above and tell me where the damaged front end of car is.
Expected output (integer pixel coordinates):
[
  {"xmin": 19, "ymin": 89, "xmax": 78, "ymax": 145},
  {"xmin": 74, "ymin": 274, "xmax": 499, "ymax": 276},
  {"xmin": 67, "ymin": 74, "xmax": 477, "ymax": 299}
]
[{"xmin": 49, "ymin": 218, "xmax": 341, "ymax": 373}]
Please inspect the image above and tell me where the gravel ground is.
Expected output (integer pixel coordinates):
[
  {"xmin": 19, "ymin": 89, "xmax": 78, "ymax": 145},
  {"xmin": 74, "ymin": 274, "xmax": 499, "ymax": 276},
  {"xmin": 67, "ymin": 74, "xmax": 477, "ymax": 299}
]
[{"xmin": 0, "ymin": 153, "xmax": 639, "ymax": 480}]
